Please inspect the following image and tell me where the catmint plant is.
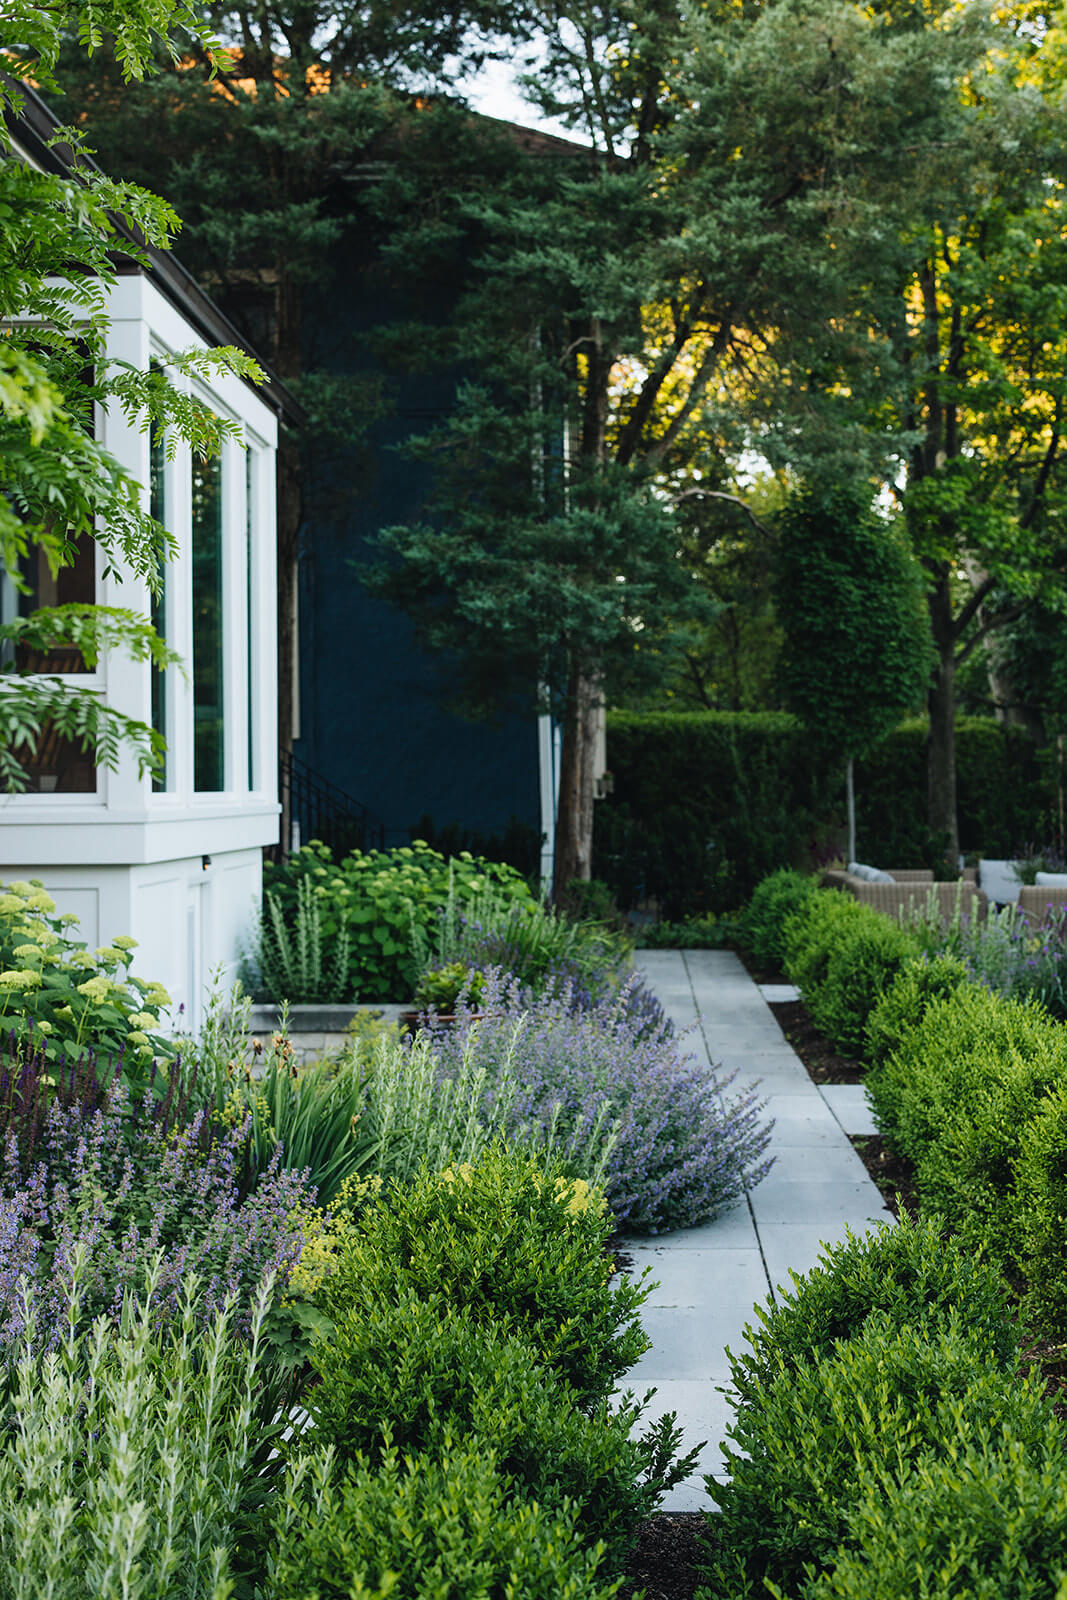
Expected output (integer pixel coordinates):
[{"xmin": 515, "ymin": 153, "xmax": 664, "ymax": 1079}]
[
  {"xmin": 425, "ymin": 969, "xmax": 773, "ymax": 1234},
  {"xmin": 0, "ymin": 1080, "xmax": 311, "ymax": 1351}
]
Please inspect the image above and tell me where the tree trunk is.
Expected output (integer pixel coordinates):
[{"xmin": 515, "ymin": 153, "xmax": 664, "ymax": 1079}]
[
  {"xmin": 552, "ymin": 663, "xmax": 599, "ymax": 902},
  {"xmin": 927, "ymin": 568, "xmax": 959, "ymax": 870}
]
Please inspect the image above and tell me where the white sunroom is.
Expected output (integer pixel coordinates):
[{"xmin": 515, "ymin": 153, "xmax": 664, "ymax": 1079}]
[{"xmin": 0, "ymin": 92, "xmax": 295, "ymax": 1030}]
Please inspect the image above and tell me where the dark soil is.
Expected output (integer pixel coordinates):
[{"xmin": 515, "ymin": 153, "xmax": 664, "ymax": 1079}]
[
  {"xmin": 767, "ymin": 1000, "xmax": 866, "ymax": 1084},
  {"xmin": 620, "ymin": 1515, "xmax": 714, "ymax": 1599}
]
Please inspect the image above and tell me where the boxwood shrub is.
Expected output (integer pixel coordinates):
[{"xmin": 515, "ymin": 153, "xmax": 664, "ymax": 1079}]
[
  {"xmin": 739, "ymin": 869, "xmax": 820, "ymax": 971},
  {"xmin": 707, "ymin": 1308, "xmax": 1048, "ymax": 1598},
  {"xmin": 270, "ymin": 1438, "xmax": 620, "ymax": 1600},
  {"xmin": 730, "ymin": 1214, "xmax": 1017, "ymax": 1400},
  {"xmin": 315, "ymin": 1146, "xmax": 651, "ymax": 1406},
  {"xmin": 306, "ymin": 1290, "xmax": 685, "ymax": 1566},
  {"xmin": 866, "ymin": 986, "xmax": 1067, "ymax": 1267},
  {"xmin": 808, "ymin": 913, "xmax": 922, "ymax": 1055},
  {"xmin": 863, "ymin": 953, "xmax": 970, "ymax": 1067},
  {"xmin": 800, "ymin": 1430, "xmax": 1067, "ymax": 1600}
]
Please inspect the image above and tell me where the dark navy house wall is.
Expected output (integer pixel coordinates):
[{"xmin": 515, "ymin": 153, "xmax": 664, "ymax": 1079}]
[{"xmin": 294, "ymin": 273, "xmax": 540, "ymax": 849}]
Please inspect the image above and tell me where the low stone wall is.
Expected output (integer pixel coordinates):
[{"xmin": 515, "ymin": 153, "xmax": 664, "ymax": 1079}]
[{"xmin": 248, "ymin": 1003, "xmax": 410, "ymax": 1064}]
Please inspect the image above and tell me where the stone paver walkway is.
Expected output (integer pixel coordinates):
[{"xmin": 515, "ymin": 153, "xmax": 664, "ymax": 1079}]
[{"xmin": 623, "ymin": 949, "xmax": 892, "ymax": 1511}]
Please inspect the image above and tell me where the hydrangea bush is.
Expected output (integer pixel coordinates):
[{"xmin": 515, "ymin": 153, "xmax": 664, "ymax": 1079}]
[
  {"xmin": 425, "ymin": 970, "xmax": 774, "ymax": 1234},
  {"xmin": 0, "ymin": 878, "xmax": 172, "ymax": 1066},
  {"xmin": 259, "ymin": 840, "xmax": 534, "ymax": 1001}
]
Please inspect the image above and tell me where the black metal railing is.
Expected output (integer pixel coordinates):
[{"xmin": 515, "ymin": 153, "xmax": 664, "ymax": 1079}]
[{"xmin": 273, "ymin": 750, "xmax": 385, "ymax": 861}]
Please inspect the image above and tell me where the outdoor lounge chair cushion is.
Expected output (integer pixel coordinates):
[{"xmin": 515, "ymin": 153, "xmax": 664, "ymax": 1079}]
[
  {"xmin": 1035, "ymin": 872, "xmax": 1067, "ymax": 887},
  {"xmin": 846, "ymin": 861, "xmax": 896, "ymax": 884}
]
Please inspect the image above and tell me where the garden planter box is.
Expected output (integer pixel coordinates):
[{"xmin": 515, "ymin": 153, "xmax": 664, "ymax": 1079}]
[{"xmin": 249, "ymin": 1002, "xmax": 409, "ymax": 1063}]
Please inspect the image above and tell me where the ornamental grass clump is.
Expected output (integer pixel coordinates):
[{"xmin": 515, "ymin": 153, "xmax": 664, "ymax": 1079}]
[{"xmin": 426, "ymin": 970, "xmax": 773, "ymax": 1234}]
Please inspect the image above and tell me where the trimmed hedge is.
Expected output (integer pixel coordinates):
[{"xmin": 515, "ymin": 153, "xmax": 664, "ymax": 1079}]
[
  {"xmin": 596, "ymin": 712, "xmax": 1047, "ymax": 916},
  {"xmin": 703, "ymin": 1217, "xmax": 1052, "ymax": 1600},
  {"xmin": 800, "ymin": 1433, "xmax": 1067, "ymax": 1600}
]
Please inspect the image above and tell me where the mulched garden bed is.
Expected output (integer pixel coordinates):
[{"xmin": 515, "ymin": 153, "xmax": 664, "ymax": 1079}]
[
  {"xmin": 620, "ymin": 1515, "xmax": 714, "ymax": 1600},
  {"xmin": 765, "ymin": 999, "xmax": 866, "ymax": 1085}
]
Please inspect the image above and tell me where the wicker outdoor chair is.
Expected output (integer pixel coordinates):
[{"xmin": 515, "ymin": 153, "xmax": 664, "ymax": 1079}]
[{"xmin": 821, "ymin": 867, "xmax": 985, "ymax": 922}]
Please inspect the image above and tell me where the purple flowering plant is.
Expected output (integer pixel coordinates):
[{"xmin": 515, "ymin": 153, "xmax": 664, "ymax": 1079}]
[
  {"xmin": 0, "ymin": 1075, "xmax": 312, "ymax": 1353},
  {"xmin": 424, "ymin": 968, "xmax": 773, "ymax": 1234}
]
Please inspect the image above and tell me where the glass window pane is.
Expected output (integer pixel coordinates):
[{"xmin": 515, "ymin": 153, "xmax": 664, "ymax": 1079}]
[
  {"xmin": 192, "ymin": 453, "xmax": 224, "ymax": 792},
  {"xmin": 150, "ymin": 430, "xmax": 169, "ymax": 792},
  {"xmin": 15, "ymin": 537, "xmax": 95, "ymax": 672}
]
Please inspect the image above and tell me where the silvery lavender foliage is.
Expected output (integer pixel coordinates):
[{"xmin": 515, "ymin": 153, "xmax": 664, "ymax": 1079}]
[
  {"xmin": 0, "ymin": 1080, "xmax": 311, "ymax": 1352},
  {"xmin": 425, "ymin": 969, "xmax": 773, "ymax": 1235}
]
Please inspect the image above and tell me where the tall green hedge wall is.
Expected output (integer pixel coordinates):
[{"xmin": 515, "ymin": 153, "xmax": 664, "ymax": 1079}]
[{"xmin": 593, "ymin": 712, "xmax": 1048, "ymax": 918}]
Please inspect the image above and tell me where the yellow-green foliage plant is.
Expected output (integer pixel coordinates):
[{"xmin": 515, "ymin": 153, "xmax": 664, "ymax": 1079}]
[
  {"xmin": 0, "ymin": 877, "xmax": 172, "ymax": 1067},
  {"xmin": 866, "ymin": 984, "xmax": 1067, "ymax": 1267},
  {"xmin": 304, "ymin": 1290, "xmax": 692, "ymax": 1569},
  {"xmin": 782, "ymin": 889, "xmax": 869, "ymax": 1001},
  {"xmin": 796, "ymin": 1427, "xmax": 1067, "ymax": 1600},
  {"xmin": 314, "ymin": 1145, "xmax": 648, "ymax": 1407}
]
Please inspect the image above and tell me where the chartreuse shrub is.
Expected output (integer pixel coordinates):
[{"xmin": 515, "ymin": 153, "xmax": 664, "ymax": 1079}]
[
  {"xmin": 808, "ymin": 913, "xmax": 922, "ymax": 1055},
  {"xmin": 702, "ymin": 1212, "xmax": 1050, "ymax": 1600},
  {"xmin": 740, "ymin": 869, "xmax": 820, "ymax": 971},
  {"xmin": 0, "ymin": 877, "xmax": 172, "ymax": 1068},
  {"xmin": 305, "ymin": 1291, "xmax": 690, "ymax": 1568},
  {"xmin": 314, "ymin": 1146, "xmax": 649, "ymax": 1406},
  {"xmin": 267, "ymin": 1437, "xmax": 621, "ymax": 1600},
  {"xmin": 782, "ymin": 890, "xmax": 868, "ymax": 1001},
  {"xmin": 799, "ymin": 1431, "xmax": 1067, "ymax": 1600},
  {"xmin": 707, "ymin": 1309, "xmax": 1049, "ymax": 1598},
  {"xmin": 867, "ymin": 985, "xmax": 1067, "ymax": 1267},
  {"xmin": 730, "ymin": 1215, "xmax": 1016, "ymax": 1399},
  {"xmin": 259, "ymin": 840, "xmax": 533, "ymax": 1002},
  {"xmin": 781, "ymin": 889, "xmax": 921, "ymax": 1055},
  {"xmin": 863, "ymin": 953, "xmax": 970, "ymax": 1067},
  {"xmin": 1014, "ymin": 1083, "xmax": 1067, "ymax": 1336}
]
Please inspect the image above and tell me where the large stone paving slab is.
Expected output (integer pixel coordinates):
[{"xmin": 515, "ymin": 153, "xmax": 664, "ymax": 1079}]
[{"xmin": 624, "ymin": 949, "xmax": 892, "ymax": 1510}]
